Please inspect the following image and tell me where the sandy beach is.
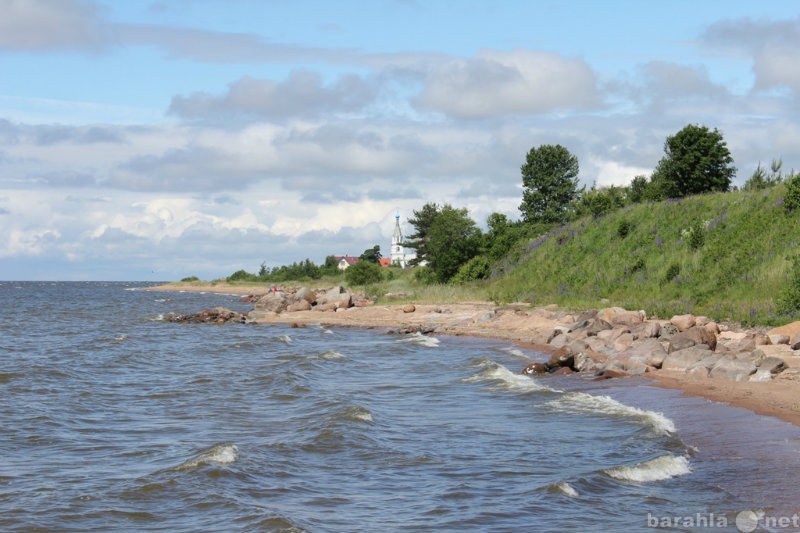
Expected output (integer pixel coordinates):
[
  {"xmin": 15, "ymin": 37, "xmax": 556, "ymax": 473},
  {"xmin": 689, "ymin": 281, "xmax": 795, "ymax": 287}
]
[{"xmin": 146, "ymin": 282, "xmax": 800, "ymax": 427}]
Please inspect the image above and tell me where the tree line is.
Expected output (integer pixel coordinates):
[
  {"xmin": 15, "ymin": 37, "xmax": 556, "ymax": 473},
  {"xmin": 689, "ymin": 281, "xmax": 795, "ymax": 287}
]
[{"xmin": 227, "ymin": 122, "xmax": 798, "ymax": 287}]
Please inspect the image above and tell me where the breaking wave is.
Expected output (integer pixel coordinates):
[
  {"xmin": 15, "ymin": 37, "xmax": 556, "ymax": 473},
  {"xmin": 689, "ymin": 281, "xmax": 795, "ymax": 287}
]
[
  {"xmin": 464, "ymin": 360, "xmax": 561, "ymax": 394},
  {"xmin": 544, "ymin": 392, "xmax": 676, "ymax": 436},
  {"xmin": 171, "ymin": 443, "xmax": 239, "ymax": 472},
  {"xmin": 396, "ymin": 333, "xmax": 440, "ymax": 347},
  {"xmin": 603, "ymin": 454, "xmax": 691, "ymax": 483}
]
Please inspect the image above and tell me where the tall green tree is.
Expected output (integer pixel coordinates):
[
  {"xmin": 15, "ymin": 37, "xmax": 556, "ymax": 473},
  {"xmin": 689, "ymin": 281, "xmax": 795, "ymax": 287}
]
[
  {"xmin": 404, "ymin": 202, "xmax": 441, "ymax": 266},
  {"xmin": 359, "ymin": 245, "xmax": 382, "ymax": 264},
  {"xmin": 519, "ymin": 144, "xmax": 581, "ymax": 224},
  {"xmin": 427, "ymin": 206, "xmax": 483, "ymax": 283},
  {"xmin": 650, "ymin": 124, "xmax": 736, "ymax": 198}
]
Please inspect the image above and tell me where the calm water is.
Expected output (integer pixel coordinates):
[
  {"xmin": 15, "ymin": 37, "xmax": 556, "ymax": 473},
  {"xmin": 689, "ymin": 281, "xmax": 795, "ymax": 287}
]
[{"xmin": 1, "ymin": 282, "xmax": 799, "ymax": 533}]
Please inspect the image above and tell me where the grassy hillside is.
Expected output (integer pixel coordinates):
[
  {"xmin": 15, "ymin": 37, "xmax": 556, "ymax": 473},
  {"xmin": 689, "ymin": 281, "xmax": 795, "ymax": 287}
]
[{"xmin": 485, "ymin": 183, "xmax": 799, "ymax": 325}]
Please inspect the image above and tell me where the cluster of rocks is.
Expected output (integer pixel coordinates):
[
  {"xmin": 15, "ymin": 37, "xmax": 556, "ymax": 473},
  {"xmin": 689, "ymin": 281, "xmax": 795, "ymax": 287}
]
[
  {"xmin": 167, "ymin": 306, "xmax": 247, "ymax": 324},
  {"xmin": 523, "ymin": 307, "xmax": 800, "ymax": 383},
  {"xmin": 246, "ymin": 286, "xmax": 371, "ymax": 321}
]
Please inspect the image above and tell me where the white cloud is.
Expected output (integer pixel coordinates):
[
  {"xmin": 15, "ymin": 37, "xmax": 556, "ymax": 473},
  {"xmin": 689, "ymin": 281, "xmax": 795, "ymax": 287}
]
[
  {"xmin": 413, "ymin": 49, "xmax": 600, "ymax": 118},
  {"xmin": 702, "ymin": 16, "xmax": 800, "ymax": 94},
  {"xmin": 0, "ymin": 0, "xmax": 110, "ymax": 52}
]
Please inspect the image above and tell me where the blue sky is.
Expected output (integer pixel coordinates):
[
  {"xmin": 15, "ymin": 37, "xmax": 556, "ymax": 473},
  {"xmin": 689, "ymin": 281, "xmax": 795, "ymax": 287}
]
[{"xmin": 1, "ymin": 0, "xmax": 798, "ymax": 281}]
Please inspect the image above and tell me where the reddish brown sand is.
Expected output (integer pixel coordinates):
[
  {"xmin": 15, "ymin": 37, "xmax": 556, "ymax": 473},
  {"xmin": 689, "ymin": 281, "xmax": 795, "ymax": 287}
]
[{"xmin": 145, "ymin": 282, "xmax": 800, "ymax": 427}]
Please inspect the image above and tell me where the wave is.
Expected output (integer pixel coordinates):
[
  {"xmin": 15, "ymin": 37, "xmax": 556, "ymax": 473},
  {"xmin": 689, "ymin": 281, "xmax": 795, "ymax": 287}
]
[
  {"xmin": 276, "ymin": 335, "xmax": 293, "ymax": 344},
  {"xmin": 497, "ymin": 346, "xmax": 530, "ymax": 359},
  {"xmin": 544, "ymin": 392, "xmax": 676, "ymax": 436},
  {"xmin": 318, "ymin": 350, "xmax": 345, "ymax": 360},
  {"xmin": 546, "ymin": 481, "xmax": 579, "ymax": 497},
  {"xmin": 171, "ymin": 443, "xmax": 239, "ymax": 472},
  {"xmin": 464, "ymin": 360, "xmax": 561, "ymax": 394},
  {"xmin": 336, "ymin": 406, "xmax": 374, "ymax": 423},
  {"xmin": 603, "ymin": 454, "xmax": 691, "ymax": 483},
  {"xmin": 395, "ymin": 332, "xmax": 440, "ymax": 347}
]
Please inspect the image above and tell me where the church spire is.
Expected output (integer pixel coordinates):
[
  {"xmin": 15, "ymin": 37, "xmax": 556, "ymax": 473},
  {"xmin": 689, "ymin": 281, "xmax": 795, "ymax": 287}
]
[
  {"xmin": 392, "ymin": 210, "xmax": 403, "ymax": 245},
  {"xmin": 391, "ymin": 210, "xmax": 408, "ymax": 267}
]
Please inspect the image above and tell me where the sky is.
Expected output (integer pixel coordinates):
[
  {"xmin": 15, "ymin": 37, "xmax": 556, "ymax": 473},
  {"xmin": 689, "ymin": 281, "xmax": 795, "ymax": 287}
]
[{"xmin": 1, "ymin": 0, "xmax": 799, "ymax": 281}]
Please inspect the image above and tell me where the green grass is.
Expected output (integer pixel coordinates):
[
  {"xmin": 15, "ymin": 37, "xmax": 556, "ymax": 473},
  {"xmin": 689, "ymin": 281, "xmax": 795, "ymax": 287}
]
[{"xmin": 484, "ymin": 184, "xmax": 800, "ymax": 325}]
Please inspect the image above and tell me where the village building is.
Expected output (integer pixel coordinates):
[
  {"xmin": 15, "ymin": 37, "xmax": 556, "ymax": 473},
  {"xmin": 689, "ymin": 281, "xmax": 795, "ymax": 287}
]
[
  {"xmin": 390, "ymin": 211, "xmax": 416, "ymax": 268},
  {"xmin": 335, "ymin": 255, "xmax": 359, "ymax": 270},
  {"xmin": 335, "ymin": 211, "xmax": 417, "ymax": 270}
]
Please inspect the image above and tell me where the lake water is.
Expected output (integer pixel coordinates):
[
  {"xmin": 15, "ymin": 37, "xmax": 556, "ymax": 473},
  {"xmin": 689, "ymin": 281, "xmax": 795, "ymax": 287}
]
[{"xmin": 2, "ymin": 282, "xmax": 799, "ymax": 532}]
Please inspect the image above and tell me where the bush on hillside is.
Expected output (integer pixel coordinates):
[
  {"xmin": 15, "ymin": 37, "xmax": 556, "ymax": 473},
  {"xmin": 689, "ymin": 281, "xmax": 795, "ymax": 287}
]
[
  {"xmin": 777, "ymin": 255, "xmax": 800, "ymax": 316},
  {"xmin": 784, "ymin": 174, "xmax": 800, "ymax": 213},
  {"xmin": 451, "ymin": 255, "xmax": 492, "ymax": 283}
]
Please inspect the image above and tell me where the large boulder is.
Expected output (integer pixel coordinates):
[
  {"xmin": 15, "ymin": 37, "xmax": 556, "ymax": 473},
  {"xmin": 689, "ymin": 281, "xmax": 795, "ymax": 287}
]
[
  {"xmin": 585, "ymin": 318, "xmax": 613, "ymax": 336},
  {"xmin": 597, "ymin": 307, "xmax": 645, "ymax": 327},
  {"xmin": 631, "ymin": 321, "xmax": 661, "ymax": 339},
  {"xmin": 546, "ymin": 346, "xmax": 575, "ymax": 370},
  {"xmin": 668, "ymin": 326, "xmax": 717, "ymax": 352},
  {"xmin": 767, "ymin": 321, "xmax": 800, "ymax": 338},
  {"xmin": 169, "ymin": 307, "xmax": 246, "ymax": 324},
  {"xmin": 750, "ymin": 356, "xmax": 788, "ymax": 382},
  {"xmin": 253, "ymin": 292, "xmax": 289, "ymax": 313},
  {"xmin": 286, "ymin": 299, "xmax": 312, "ymax": 312},
  {"xmin": 709, "ymin": 355, "xmax": 757, "ymax": 381},
  {"xmin": 670, "ymin": 314, "xmax": 696, "ymax": 332},
  {"xmin": 295, "ymin": 286, "xmax": 317, "ymax": 305},
  {"xmin": 686, "ymin": 353, "xmax": 722, "ymax": 378},
  {"xmin": 662, "ymin": 347, "xmax": 715, "ymax": 372},
  {"xmin": 316, "ymin": 286, "xmax": 353, "ymax": 310},
  {"xmin": 620, "ymin": 338, "xmax": 668, "ymax": 369}
]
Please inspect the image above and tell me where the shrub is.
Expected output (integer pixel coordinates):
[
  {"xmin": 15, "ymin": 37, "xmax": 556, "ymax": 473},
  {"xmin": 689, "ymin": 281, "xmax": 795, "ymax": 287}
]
[
  {"xmin": 681, "ymin": 225, "xmax": 705, "ymax": 250},
  {"xmin": 617, "ymin": 219, "xmax": 632, "ymax": 239},
  {"xmin": 181, "ymin": 276, "xmax": 200, "ymax": 282},
  {"xmin": 227, "ymin": 269, "xmax": 258, "ymax": 282},
  {"xmin": 784, "ymin": 174, "xmax": 800, "ymax": 213},
  {"xmin": 777, "ymin": 255, "xmax": 800, "ymax": 315},
  {"xmin": 451, "ymin": 255, "xmax": 492, "ymax": 283},
  {"xmin": 661, "ymin": 263, "xmax": 681, "ymax": 286},
  {"xmin": 344, "ymin": 260, "xmax": 383, "ymax": 286}
]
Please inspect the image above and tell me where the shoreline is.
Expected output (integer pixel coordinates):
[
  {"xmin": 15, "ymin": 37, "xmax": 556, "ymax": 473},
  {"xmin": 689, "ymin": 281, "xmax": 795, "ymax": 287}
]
[{"xmin": 144, "ymin": 282, "xmax": 800, "ymax": 427}]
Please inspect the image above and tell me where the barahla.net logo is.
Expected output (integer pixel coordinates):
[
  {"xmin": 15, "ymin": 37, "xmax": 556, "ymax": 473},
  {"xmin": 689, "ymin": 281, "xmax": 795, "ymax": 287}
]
[{"xmin": 647, "ymin": 510, "xmax": 800, "ymax": 531}]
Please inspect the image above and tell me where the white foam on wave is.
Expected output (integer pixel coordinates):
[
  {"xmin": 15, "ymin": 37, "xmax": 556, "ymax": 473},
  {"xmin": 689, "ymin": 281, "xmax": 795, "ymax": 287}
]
[
  {"xmin": 499, "ymin": 347, "xmax": 529, "ymax": 359},
  {"xmin": 604, "ymin": 454, "xmax": 691, "ymax": 483},
  {"xmin": 173, "ymin": 443, "xmax": 239, "ymax": 472},
  {"xmin": 553, "ymin": 481, "xmax": 579, "ymax": 496},
  {"xmin": 340, "ymin": 406, "xmax": 374, "ymax": 423},
  {"xmin": 546, "ymin": 392, "xmax": 676, "ymax": 436},
  {"xmin": 464, "ymin": 361, "xmax": 561, "ymax": 394},
  {"xmin": 276, "ymin": 335, "xmax": 292, "ymax": 344},
  {"xmin": 318, "ymin": 350, "xmax": 345, "ymax": 360},
  {"xmin": 395, "ymin": 333, "xmax": 440, "ymax": 347}
]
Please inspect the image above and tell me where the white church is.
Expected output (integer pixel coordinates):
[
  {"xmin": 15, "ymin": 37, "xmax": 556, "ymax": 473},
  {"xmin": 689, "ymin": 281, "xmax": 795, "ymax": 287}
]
[{"xmin": 390, "ymin": 211, "xmax": 416, "ymax": 268}]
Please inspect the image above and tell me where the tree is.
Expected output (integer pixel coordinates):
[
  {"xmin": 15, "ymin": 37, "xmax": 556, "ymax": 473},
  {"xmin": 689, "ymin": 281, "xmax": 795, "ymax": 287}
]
[
  {"xmin": 744, "ymin": 159, "xmax": 784, "ymax": 191},
  {"xmin": 345, "ymin": 259, "xmax": 382, "ymax": 286},
  {"xmin": 628, "ymin": 175, "xmax": 649, "ymax": 203},
  {"xmin": 519, "ymin": 144, "xmax": 581, "ymax": 224},
  {"xmin": 404, "ymin": 202, "xmax": 441, "ymax": 266},
  {"xmin": 575, "ymin": 184, "xmax": 627, "ymax": 217},
  {"xmin": 426, "ymin": 205, "xmax": 483, "ymax": 283},
  {"xmin": 359, "ymin": 245, "xmax": 382, "ymax": 264},
  {"xmin": 651, "ymin": 124, "xmax": 736, "ymax": 198}
]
